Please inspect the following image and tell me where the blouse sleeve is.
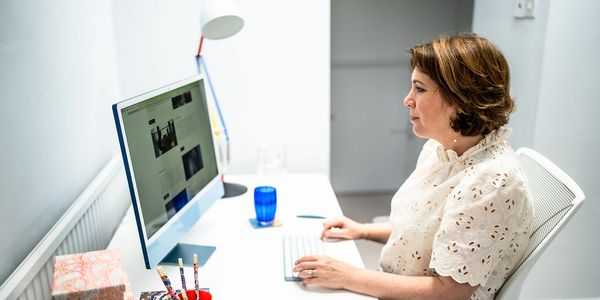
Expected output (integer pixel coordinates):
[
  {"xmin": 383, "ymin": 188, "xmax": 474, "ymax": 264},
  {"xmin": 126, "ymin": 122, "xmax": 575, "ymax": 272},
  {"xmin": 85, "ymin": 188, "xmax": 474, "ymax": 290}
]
[{"xmin": 429, "ymin": 162, "xmax": 528, "ymax": 287}]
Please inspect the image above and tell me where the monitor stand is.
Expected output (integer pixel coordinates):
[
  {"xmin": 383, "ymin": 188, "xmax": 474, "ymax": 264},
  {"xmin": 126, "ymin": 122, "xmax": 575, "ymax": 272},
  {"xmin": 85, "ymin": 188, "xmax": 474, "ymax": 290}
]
[
  {"xmin": 161, "ymin": 243, "xmax": 216, "ymax": 267},
  {"xmin": 223, "ymin": 181, "xmax": 247, "ymax": 198}
]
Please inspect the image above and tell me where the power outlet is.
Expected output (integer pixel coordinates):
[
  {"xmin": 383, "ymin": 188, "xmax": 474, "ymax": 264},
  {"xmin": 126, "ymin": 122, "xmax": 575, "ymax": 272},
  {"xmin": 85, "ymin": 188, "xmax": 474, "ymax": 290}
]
[{"xmin": 514, "ymin": 0, "xmax": 535, "ymax": 19}]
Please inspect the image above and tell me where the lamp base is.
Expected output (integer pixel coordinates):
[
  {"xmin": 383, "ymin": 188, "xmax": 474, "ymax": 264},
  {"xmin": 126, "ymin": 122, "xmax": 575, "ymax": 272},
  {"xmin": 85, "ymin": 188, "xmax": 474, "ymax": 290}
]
[{"xmin": 223, "ymin": 181, "xmax": 247, "ymax": 198}]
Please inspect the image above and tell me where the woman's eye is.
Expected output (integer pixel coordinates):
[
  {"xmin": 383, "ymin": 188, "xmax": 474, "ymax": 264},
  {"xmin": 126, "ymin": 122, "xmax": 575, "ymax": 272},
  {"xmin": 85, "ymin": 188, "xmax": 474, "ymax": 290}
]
[{"xmin": 415, "ymin": 86, "xmax": 425, "ymax": 93}]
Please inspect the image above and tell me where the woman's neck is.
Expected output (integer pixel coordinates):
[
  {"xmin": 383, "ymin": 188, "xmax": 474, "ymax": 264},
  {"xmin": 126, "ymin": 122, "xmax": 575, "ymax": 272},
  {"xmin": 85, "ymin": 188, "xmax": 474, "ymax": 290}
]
[{"xmin": 440, "ymin": 134, "xmax": 484, "ymax": 157}]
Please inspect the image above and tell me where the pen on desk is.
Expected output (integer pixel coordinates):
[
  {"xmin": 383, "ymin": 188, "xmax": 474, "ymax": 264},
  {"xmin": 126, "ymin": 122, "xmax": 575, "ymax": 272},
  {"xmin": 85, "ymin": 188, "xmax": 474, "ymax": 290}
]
[
  {"xmin": 296, "ymin": 214, "xmax": 326, "ymax": 219},
  {"xmin": 193, "ymin": 254, "xmax": 199, "ymax": 299},
  {"xmin": 178, "ymin": 258, "xmax": 189, "ymax": 300},
  {"xmin": 156, "ymin": 266, "xmax": 178, "ymax": 300}
]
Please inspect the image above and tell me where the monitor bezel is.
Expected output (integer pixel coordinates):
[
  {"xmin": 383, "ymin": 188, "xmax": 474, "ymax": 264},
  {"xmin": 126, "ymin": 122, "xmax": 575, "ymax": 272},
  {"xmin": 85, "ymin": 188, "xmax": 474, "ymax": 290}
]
[{"xmin": 112, "ymin": 74, "xmax": 224, "ymax": 268}]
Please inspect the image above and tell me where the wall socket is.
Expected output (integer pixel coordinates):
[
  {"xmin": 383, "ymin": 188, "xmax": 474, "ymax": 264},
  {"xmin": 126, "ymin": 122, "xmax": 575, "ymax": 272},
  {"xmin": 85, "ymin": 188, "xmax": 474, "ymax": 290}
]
[{"xmin": 514, "ymin": 0, "xmax": 535, "ymax": 19}]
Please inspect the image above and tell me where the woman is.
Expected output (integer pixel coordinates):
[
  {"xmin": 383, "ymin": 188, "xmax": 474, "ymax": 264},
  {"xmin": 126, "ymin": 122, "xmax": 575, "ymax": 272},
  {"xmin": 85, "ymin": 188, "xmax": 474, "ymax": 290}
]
[{"xmin": 294, "ymin": 33, "xmax": 533, "ymax": 300}]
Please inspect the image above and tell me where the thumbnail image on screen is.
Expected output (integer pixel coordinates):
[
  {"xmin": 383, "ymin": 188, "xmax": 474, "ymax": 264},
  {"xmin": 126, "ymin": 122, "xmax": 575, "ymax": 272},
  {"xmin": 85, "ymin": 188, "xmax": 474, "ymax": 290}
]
[
  {"xmin": 182, "ymin": 145, "xmax": 203, "ymax": 180},
  {"xmin": 172, "ymin": 91, "xmax": 192, "ymax": 109},
  {"xmin": 151, "ymin": 120, "xmax": 178, "ymax": 158}
]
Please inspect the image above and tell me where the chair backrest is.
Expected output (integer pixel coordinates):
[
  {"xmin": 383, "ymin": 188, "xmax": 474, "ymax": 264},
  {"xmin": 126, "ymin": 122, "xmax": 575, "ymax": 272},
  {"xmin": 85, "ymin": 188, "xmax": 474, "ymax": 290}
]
[{"xmin": 495, "ymin": 147, "xmax": 585, "ymax": 299}]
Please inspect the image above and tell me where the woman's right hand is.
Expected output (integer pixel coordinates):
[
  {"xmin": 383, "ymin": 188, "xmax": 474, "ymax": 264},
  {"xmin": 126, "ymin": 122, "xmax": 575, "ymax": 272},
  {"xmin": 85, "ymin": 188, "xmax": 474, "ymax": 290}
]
[{"xmin": 320, "ymin": 216, "xmax": 366, "ymax": 240}]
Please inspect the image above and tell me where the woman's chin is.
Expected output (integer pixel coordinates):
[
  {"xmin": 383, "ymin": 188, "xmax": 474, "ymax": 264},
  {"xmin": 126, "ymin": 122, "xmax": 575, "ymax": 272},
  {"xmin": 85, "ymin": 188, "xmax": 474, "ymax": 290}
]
[{"xmin": 411, "ymin": 127, "xmax": 427, "ymax": 139}]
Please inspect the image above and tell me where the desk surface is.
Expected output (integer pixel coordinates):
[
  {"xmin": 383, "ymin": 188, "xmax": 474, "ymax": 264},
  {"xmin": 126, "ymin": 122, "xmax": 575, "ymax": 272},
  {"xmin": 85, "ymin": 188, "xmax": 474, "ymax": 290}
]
[{"xmin": 108, "ymin": 174, "xmax": 375, "ymax": 299}]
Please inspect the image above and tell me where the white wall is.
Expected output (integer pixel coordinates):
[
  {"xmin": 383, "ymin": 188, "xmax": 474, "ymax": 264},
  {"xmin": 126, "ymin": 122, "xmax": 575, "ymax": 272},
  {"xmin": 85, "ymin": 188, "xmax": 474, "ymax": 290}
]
[
  {"xmin": 112, "ymin": 0, "xmax": 330, "ymax": 176},
  {"xmin": 88, "ymin": 0, "xmax": 331, "ymax": 178},
  {"xmin": 111, "ymin": 0, "xmax": 200, "ymax": 100},
  {"xmin": 201, "ymin": 0, "xmax": 331, "ymax": 175},
  {"xmin": 0, "ymin": 0, "xmax": 119, "ymax": 285},
  {"xmin": 527, "ymin": 0, "xmax": 600, "ymax": 298},
  {"xmin": 474, "ymin": 0, "xmax": 600, "ymax": 298},
  {"xmin": 0, "ymin": 0, "xmax": 330, "ymax": 287}
]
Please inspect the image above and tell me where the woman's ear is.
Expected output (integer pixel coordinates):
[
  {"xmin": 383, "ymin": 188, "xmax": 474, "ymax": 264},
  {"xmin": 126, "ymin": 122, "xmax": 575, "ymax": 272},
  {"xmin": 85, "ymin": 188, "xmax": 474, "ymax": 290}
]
[
  {"xmin": 448, "ymin": 105, "xmax": 458, "ymax": 122},
  {"xmin": 448, "ymin": 105, "xmax": 462, "ymax": 132}
]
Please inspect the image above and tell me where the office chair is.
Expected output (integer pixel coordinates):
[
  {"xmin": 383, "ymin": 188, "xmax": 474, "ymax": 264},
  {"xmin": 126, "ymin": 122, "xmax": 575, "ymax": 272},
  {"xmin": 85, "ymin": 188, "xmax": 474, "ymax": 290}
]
[{"xmin": 495, "ymin": 147, "xmax": 585, "ymax": 299}]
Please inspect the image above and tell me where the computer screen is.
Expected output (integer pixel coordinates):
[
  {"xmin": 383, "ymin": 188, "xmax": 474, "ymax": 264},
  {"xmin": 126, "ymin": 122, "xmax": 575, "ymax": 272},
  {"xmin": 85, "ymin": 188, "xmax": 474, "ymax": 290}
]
[{"xmin": 113, "ymin": 74, "xmax": 224, "ymax": 269}]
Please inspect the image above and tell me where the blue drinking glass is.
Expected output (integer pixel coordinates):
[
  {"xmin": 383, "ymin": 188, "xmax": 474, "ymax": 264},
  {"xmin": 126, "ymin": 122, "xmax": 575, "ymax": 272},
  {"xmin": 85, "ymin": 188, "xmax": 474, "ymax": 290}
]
[{"xmin": 254, "ymin": 186, "xmax": 277, "ymax": 226}]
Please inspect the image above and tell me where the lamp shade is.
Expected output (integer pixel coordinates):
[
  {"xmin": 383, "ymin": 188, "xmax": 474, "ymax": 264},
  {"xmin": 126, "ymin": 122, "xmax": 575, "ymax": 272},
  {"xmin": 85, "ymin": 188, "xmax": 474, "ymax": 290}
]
[{"xmin": 200, "ymin": 0, "xmax": 244, "ymax": 40}]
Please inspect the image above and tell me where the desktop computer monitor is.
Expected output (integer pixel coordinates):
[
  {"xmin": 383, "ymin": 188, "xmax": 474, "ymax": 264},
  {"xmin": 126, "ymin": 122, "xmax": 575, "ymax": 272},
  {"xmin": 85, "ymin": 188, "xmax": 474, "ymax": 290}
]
[{"xmin": 112, "ymin": 74, "xmax": 224, "ymax": 269}]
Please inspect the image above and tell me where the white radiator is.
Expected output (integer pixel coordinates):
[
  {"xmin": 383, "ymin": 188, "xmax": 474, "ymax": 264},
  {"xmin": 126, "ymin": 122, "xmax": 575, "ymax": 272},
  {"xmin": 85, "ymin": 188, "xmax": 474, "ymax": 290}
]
[{"xmin": 0, "ymin": 156, "xmax": 131, "ymax": 300}]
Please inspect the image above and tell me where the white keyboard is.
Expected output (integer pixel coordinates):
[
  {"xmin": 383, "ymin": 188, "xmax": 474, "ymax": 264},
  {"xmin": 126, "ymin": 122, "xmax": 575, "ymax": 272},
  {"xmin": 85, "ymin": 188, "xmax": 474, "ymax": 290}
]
[{"xmin": 282, "ymin": 235, "xmax": 325, "ymax": 281}]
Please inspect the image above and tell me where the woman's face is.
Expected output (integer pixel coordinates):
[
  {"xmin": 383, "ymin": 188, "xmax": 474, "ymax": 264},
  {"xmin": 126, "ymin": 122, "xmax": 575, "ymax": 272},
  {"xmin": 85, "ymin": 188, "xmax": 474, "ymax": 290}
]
[{"xmin": 404, "ymin": 68, "xmax": 457, "ymax": 142}]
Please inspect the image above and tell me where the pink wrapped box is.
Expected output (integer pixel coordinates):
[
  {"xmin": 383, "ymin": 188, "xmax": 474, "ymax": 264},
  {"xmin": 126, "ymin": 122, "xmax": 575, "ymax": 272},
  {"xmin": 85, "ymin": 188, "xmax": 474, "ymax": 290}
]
[{"xmin": 51, "ymin": 249, "xmax": 133, "ymax": 300}]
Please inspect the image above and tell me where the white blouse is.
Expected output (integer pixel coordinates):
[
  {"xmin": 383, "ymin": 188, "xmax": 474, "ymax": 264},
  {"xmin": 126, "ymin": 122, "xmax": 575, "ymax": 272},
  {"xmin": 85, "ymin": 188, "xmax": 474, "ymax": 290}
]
[{"xmin": 378, "ymin": 128, "xmax": 533, "ymax": 300}]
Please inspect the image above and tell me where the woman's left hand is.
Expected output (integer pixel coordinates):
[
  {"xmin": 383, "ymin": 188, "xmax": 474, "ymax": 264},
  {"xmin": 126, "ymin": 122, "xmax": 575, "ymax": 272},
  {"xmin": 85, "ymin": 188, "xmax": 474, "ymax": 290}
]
[{"xmin": 293, "ymin": 255, "xmax": 359, "ymax": 289}]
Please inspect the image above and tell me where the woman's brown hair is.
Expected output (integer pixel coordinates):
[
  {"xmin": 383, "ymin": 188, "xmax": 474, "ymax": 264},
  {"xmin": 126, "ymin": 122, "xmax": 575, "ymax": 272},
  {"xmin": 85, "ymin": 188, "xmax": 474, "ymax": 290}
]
[{"xmin": 408, "ymin": 33, "xmax": 515, "ymax": 136}]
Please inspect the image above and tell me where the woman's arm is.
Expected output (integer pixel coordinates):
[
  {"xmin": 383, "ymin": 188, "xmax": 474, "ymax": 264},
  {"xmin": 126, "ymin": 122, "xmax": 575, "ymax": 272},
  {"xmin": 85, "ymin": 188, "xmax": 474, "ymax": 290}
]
[
  {"xmin": 295, "ymin": 255, "xmax": 478, "ymax": 300},
  {"xmin": 361, "ymin": 222, "xmax": 392, "ymax": 244},
  {"xmin": 321, "ymin": 216, "xmax": 392, "ymax": 244}
]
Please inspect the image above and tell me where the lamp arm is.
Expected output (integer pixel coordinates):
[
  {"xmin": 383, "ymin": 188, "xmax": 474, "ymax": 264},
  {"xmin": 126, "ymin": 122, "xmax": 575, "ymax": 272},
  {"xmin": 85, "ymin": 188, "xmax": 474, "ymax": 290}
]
[
  {"xmin": 197, "ymin": 36, "xmax": 204, "ymax": 57},
  {"xmin": 198, "ymin": 56, "xmax": 230, "ymax": 143}
]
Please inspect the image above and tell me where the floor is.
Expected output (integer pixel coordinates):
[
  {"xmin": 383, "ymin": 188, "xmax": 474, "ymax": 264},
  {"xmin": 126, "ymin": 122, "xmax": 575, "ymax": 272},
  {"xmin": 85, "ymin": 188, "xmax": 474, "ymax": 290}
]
[{"xmin": 335, "ymin": 192, "xmax": 394, "ymax": 270}]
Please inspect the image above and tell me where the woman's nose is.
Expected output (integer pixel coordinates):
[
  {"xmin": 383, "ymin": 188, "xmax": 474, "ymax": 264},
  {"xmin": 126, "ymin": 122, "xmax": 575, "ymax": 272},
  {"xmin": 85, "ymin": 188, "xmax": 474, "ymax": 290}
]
[{"xmin": 404, "ymin": 92, "xmax": 414, "ymax": 108}]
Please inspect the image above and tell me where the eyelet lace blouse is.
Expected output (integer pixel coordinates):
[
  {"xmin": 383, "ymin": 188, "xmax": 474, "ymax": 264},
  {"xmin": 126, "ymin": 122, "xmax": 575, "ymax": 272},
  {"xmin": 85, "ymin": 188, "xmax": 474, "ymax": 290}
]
[{"xmin": 378, "ymin": 128, "xmax": 533, "ymax": 300}]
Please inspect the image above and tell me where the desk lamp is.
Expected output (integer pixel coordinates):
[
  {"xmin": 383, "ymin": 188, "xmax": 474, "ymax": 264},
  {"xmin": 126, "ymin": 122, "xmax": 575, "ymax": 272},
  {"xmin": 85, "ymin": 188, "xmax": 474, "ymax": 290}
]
[{"xmin": 197, "ymin": 0, "xmax": 247, "ymax": 198}]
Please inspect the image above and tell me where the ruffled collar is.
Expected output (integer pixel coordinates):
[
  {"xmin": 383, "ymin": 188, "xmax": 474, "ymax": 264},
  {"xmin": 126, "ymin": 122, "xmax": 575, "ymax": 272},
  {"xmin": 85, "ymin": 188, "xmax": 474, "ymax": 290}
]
[{"xmin": 435, "ymin": 128, "xmax": 512, "ymax": 163}]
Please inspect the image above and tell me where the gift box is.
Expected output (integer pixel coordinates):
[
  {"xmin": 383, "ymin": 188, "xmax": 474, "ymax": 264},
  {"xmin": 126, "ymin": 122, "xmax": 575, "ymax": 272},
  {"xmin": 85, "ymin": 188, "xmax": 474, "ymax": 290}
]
[{"xmin": 51, "ymin": 249, "xmax": 133, "ymax": 300}]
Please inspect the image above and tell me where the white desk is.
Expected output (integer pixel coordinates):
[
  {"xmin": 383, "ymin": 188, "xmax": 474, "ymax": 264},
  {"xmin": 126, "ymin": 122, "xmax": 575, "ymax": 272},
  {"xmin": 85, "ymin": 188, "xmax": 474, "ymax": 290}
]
[{"xmin": 108, "ymin": 174, "xmax": 375, "ymax": 299}]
